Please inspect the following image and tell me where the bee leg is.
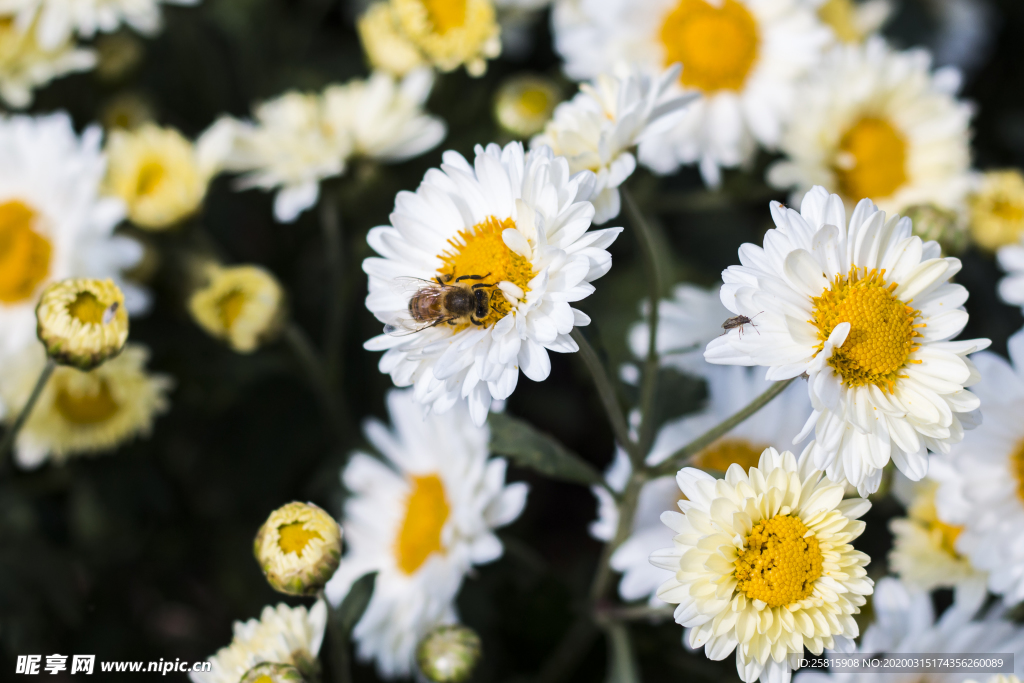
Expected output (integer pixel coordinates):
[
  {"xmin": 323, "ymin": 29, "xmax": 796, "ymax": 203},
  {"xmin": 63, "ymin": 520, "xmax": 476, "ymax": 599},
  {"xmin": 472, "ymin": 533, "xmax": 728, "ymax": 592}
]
[
  {"xmin": 471, "ymin": 318, "xmax": 483, "ymax": 326},
  {"xmin": 455, "ymin": 272, "xmax": 491, "ymax": 282}
]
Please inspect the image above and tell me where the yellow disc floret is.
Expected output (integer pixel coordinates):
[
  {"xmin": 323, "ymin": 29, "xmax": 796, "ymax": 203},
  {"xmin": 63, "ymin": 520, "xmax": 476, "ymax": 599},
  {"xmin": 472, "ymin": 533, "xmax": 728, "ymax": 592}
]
[
  {"xmin": 660, "ymin": 0, "xmax": 760, "ymax": 93},
  {"xmin": 277, "ymin": 521, "xmax": 323, "ymax": 557},
  {"xmin": 392, "ymin": 0, "xmax": 500, "ymax": 76},
  {"xmin": 0, "ymin": 200, "xmax": 51, "ymax": 304},
  {"xmin": 437, "ymin": 216, "xmax": 534, "ymax": 330},
  {"xmin": 812, "ymin": 267, "xmax": 922, "ymax": 392},
  {"xmin": 254, "ymin": 501, "xmax": 342, "ymax": 596},
  {"xmin": 1011, "ymin": 437, "xmax": 1024, "ymax": 505},
  {"xmin": 834, "ymin": 117, "xmax": 908, "ymax": 203},
  {"xmin": 696, "ymin": 438, "xmax": 767, "ymax": 473},
  {"xmin": 734, "ymin": 514, "xmax": 824, "ymax": 608},
  {"xmin": 395, "ymin": 474, "xmax": 450, "ymax": 575}
]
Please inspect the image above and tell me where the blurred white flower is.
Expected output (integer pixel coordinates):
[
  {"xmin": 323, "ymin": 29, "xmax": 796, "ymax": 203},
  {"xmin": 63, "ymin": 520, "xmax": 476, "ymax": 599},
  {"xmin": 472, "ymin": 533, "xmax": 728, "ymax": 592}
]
[
  {"xmin": 811, "ymin": 0, "xmax": 891, "ymax": 44},
  {"xmin": 768, "ymin": 38, "xmax": 974, "ymax": 218},
  {"xmin": 705, "ymin": 186, "xmax": 989, "ymax": 496},
  {"xmin": 362, "ymin": 141, "xmax": 620, "ymax": 425},
  {"xmin": 0, "ymin": 17, "xmax": 94, "ymax": 108},
  {"xmin": 998, "ymin": 235, "xmax": 1024, "ymax": 312},
  {"xmin": 531, "ymin": 63, "xmax": 694, "ymax": 223},
  {"xmin": 552, "ymin": 0, "xmax": 831, "ymax": 186},
  {"xmin": 324, "ymin": 389, "xmax": 527, "ymax": 679}
]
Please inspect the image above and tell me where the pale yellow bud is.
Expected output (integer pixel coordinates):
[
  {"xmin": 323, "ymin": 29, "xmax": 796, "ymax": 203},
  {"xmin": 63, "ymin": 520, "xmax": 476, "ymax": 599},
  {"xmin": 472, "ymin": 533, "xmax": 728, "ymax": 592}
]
[
  {"xmin": 416, "ymin": 625, "xmax": 482, "ymax": 683},
  {"xmin": 36, "ymin": 278, "xmax": 128, "ymax": 371},
  {"xmin": 254, "ymin": 502, "xmax": 342, "ymax": 596},
  {"xmin": 904, "ymin": 204, "xmax": 968, "ymax": 255},
  {"xmin": 240, "ymin": 662, "xmax": 307, "ymax": 683},
  {"xmin": 494, "ymin": 74, "xmax": 562, "ymax": 139},
  {"xmin": 188, "ymin": 265, "xmax": 285, "ymax": 354}
]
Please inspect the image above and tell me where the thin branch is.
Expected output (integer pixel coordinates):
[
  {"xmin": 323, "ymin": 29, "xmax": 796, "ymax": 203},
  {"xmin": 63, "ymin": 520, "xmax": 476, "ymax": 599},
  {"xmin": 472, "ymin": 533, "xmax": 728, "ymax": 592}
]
[
  {"xmin": 282, "ymin": 321, "xmax": 350, "ymax": 441},
  {"xmin": 320, "ymin": 195, "xmax": 345, "ymax": 387},
  {"xmin": 0, "ymin": 359, "xmax": 55, "ymax": 472},
  {"xmin": 595, "ymin": 603, "xmax": 674, "ymax": 624},
  {"xmin": 570, "ymin": 328, "xmax": 635, "ymax": 462},
  {"xmin": 650, "ymin": 377, "xmax": 797, "ymax": 478}
]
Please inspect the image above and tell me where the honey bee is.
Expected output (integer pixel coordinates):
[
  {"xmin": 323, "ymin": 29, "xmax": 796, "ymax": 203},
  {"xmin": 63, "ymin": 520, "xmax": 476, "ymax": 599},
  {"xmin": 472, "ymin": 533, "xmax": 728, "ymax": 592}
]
[{"xmin": 383, "ymin": 273, "xmax": 498, "ymax": 336}]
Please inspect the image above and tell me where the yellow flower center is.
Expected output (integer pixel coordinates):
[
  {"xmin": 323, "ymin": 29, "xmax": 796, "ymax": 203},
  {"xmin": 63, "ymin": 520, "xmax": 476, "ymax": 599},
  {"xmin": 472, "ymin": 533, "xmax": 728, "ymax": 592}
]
[
  {"xmin": 0, "ymin": 200, "xmax": 51, "ymax": 305},
  {"xmin": 933, "ymin": 518, "xmax": 963, "ymax": 556},
  {"xmin": 437, "ymin": 216, "xmax": 534, "ymax": 330},
  {"xmin": 811, "ymin": 267, "xmax": 923, "ymax": 392},
  {"xmin": 835, "ymin": 117, "xmax": 908, "ymax": 202},
  {"xmin": 734, "ymin": 514, "xmax": 824, "ymax": 608},
  {"xmin": 277, "ymin": 521, "xmax": 322, "ymax": 557},
  {"xmin": 216, "ymin": 289, "xmax": 247, "ymax": 331},
  {"xmin": 135, "ymin": 160, "xmax": 166, "ymax": 197},
  {"xmin": 660, "ymin": 0, "xmax": 760, "ymax": 93},
  {"xmin": 695, "ymin": 438, "xmax": 766, "ymax": 472},
  {"xmin": 55, "ymin": 379, "xmax": 121, "ymax": 425},
  {"xmin": 253, "ymin": 677, "xmax": 273, "ymax": 683},
  {"xmin": 395, "ymin": 474, "xmax": 450, "ymax": 575},
  {"xmin": 518, "ymin": 87, "xmax": 551, "ymax": 117},
  {"xmin": 989, "ymin": 198, "xmax": 1024, "ymax": 224},
  {"xmin": 817, "ymin": 0, "xmax": 862, "ymax": 43},
  {"xmin": 1011, "ymin": 437, "xmax": 1024, "ymax": 504},
  {"xmin": 424, "ymin": 0, "xmax": 467, "ymax": 33},
  {"xmin": 68, "ymin": 291, "xmax": 107, "ymax": 325}
]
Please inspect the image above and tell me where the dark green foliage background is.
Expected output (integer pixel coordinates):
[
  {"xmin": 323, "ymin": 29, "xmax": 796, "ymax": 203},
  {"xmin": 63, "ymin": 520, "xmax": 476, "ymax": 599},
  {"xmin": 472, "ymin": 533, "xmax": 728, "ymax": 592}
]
[{"xmin": 3, "ymin": 0, "xmax": 1024, "ymax": 680}]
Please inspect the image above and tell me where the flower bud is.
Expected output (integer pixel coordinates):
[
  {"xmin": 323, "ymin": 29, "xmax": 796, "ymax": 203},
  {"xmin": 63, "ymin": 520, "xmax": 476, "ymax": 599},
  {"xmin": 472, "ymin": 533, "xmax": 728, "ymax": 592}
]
[
  {"xmin": 254, "ymin": 502, "xmax": 342, "ymax": 596},
  {"xmin": 240, "ymin": 662, "xmax": 306, "ymax": 683},
  {"xmin": 416, "ymin": 625, "xmax": 482, "ymax": 683},
  {"xmin": 494, "ymin": 74, "xmax": 561, "ymax": 138},
  {"xmin": 188, "ymin": 265, "xmax": 285, "ymax": 353},
  {"xmin": 968, "ymin": 169, "xmax": 1024, "ymax": 251},
  {"xmin": 905, "ymin": 204, "xmax": 968, "ymax": 256},
  {"xmin": 36, "ymin": 278, "xmax": 129, "ymax": 371}
]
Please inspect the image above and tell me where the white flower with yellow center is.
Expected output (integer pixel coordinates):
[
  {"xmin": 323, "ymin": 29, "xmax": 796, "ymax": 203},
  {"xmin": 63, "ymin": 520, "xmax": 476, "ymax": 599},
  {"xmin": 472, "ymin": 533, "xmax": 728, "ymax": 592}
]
[
  {"xmin": 531, "ymin": 64, "xmax": 693, "ymax": 224},
  {"xmin": 768, "ymin": 38, "xmax": 973, "ymax": 218},
  {"xmin": 592, "ymin": 366, "xmax": 811, "ymax": 605},
  {"xmin": 705, "ymin": 186, "xmax": 989, "ymax": 496},
  {"xmin": 0, "ymin": 0, "xmax": 199, "ymax": 51},
  {"xmin": 930, "ymin": 330, "xmax": 1024, "ymax": 603},
  {"xmin": 324, "ymin": 389, "xmax": 528, "ymax": 679},
  {"xmin": 0, "ymin": 17, "xmax": 94, "ymax": 108},
  {"xmin": 652, "ymin": 448, "xmax": 872, "ymax": 683},
  {"xmin": 0, "ymin": 113, "xmax": 143, "ymax": 361},
  {"xmin": 794, "ymin": 578, "xmax": 1024, "ymax": 683},
  {"xmin": 390, "ymin": 0, "xmax": 500, "ymax": 76},
  {"xmin": 552, "ymin": 0, "xmax": 831, "ymax": 186},
  {"xmin": 358, "ymin": 2, "xmax": 428, "ymax": 77},
  {"xmin": 363, "ymin": 141, "xmax": 620, "ymax": 425},
  {"xmin": 0, "ymin": 342, "xmax": 171, "ymax": 468},
  {"xmin": 191, "ymin": 600, "xmax": 327, "ymax": 683}
]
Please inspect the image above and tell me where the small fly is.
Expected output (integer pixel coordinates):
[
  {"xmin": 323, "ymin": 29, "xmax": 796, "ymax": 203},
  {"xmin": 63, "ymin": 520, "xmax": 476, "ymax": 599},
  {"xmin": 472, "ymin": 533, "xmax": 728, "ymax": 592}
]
[{"xmin": 721, "ymin": 311, "xmax": 763, "ymax": 338}]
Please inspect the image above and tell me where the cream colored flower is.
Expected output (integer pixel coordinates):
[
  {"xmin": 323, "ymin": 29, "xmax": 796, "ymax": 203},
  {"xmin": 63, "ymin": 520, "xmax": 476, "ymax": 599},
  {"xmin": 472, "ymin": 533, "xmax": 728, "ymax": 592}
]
[
  {"xmin": 188, "ymin": 265, "xmax": 285, "ymax": 354},
  {"xmin": 1, "ymin": 342, "xmax": 171, "ymax": 468},
  {"xmin": 36, "ymin": 278, "xmax": 128, "ymax": 370},
  {"xmin": 494, "ymin": 73, "xmax": 561, "ymax": 139},
  {"xmin": 103, "ymin": 123, "xmax": 215, "ymax": 230},
  {"xmin": 254, "ymin": 501, "xmax": 342, "ymax": 597},
  {"xmin": 391, "ymin": 0, "xmax": 501, "ymax": 76},
  {"xmin": 652, "ymin": 448, "xmax": 872, "ymax": 683},
  {"xmin": 0, "ymin": 17, "xmax": 94, "ymax": 108},
  {"xmin": 358, "ymin": 2, "xmax": 427, "ymax": 77},
  {"xmin": 969, "ymin": 170, "xmax": 1024, "ymax": 252},
  {"xmin": 191, "ymin": 601, "xmax": 327, "ymax": 683}
]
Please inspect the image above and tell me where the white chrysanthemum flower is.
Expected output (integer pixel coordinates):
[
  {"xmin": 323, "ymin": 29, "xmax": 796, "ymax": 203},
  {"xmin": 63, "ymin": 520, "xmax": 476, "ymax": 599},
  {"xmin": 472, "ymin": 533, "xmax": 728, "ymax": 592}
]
[
  {"xmin": 191, "ymin": 600, "xmax": 327, "ymax": 683},
  {"xmin": 0, "ymin": 113, "xmax": 144, "ymax": 361},
  {"xmin": 794, "ymin": 578, "xmax": 1024, "ymax": 683},
  {"xmin": 0, "ymin": 0, "xmax": 199, "ymax": 51},
  {"xmin": 998, "ymin": 236, "xmax": 1024, "ymax": 312},
  {"xmin": 768, "ymin": 38, "xmax": 973, "ymax": 218},
  {"xmin": 0, "ymin": 17, "xmax": 94, "ymax": 108},
  {"xmin": 705, "ymin": 186, "xmax": 989, "ymax": 496},
  {"xmin": 324, "ymin": 389, "xmax": 528, "ymax": 679},
  {"xmin": 652, "ymin": 448, "xmax": 872, "ymax": 683},
  {"xmin": 363, "ymin": 141, "xmax": 620, "ymax": 425},
  {"xmin": 627, "ymin": 282, "xmax": 729, "ymax": 377},
  {"xmin": 552, "ymin": 0, "xmax": 831, "ymax": 186},
  {"xmin": 530, "ymin": 64, "xmax": 693, "ymax": 223},
  {"xmin": 930, "ymin": 330, "xmax": 1024, "ymax": 603},
  {"xmin": 888, "ymin": 475, "xmax": 985, "ymax": 599},
  {"xmin": 591, "ymin": 366, "xmax": 811, "ymax": 605}
]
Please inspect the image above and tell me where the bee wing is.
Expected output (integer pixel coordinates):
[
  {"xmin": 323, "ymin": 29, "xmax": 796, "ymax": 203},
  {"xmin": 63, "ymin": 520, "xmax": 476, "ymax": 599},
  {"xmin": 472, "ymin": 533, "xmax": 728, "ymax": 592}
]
[
  {"xmin": 381, "ymin": 310, "xmax": 447, "ymax": 337},
  {"xmin": 389, "ymin": 276, "xmax": 440, "ymax": 297}
]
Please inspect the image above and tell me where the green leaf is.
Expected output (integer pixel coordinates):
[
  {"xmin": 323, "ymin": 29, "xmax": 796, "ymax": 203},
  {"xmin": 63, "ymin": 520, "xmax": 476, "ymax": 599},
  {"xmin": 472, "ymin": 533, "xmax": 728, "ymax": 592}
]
[
  {"xmin": 488, "ymin": 413, "xmax": 602, "ymax": 486},
  {"xmin": 335, "ymin": 571, "xmax": 377, "ymax": 635}
]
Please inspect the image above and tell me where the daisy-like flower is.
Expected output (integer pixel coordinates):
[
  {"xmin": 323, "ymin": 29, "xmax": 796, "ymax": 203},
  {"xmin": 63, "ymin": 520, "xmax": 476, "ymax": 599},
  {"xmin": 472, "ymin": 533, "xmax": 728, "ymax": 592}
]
[
  {"xmin": 0, "ymin": 0, "xmax": 200, "ymax": 51},
  {"xmin": 191, "ymin": 600, "xmax": 327, "ymax": 683},
  {"xmin": 358, "ymin": 2, "xmax": 428, "ymax": 77},
  {"xmin": 888, "ymin": 476, "xmax": 985, "ymax": 598},
  {"xmin": 531, "ymin": 63, "xmax": 693, "ymax": 223},
  {"xmin": 999, "ymin": 238, "xmax": 1024, "ymax": 312},
  {"xmin": 0, "ymin": 17, "xmax": 94, "ymax": 108},
  {"xmin": 363, "ymin": 141, "xmax": 620, "ymax": 425},
  {"xmin": 0, "ymin": 342, "xmax": 171, "ymax": 468},
  {"xmin": 652, "ymin": 448, "xmax": 873, "ymax": 683},
  {"xmin": 930, "ymin": 329, "xmax": 1024, "ymax": 603},
  {"xmin": 592, "ymin": 366, "xmax": 811, "ymax": 605},
  {"xmin": 390, "ymin": 0, "xmax": 501, "ymax": 76},
  {"xmin": 0, "ymin": 112, "xmax": 143, "ymax": 361},
  {"xmin": 188, "ymin": 264, "xmax": 285, "ymax": 354},
  {"xmin": 552, "ymin": 0, "xmax": 831, "ymax": 186},
  {"xmin": 812, "ymin": 0, "xmax": 891, "ymax": 44},
  {"xmin": 494, "ymin": 73, "xmax": 562, "ymax": 139},
  {"xmin": 324, "ymin": 389, "xmax": 528, "ymax": 679},
  {"xmin": 705, "ymin": 186, "xmax": 989, "ymax": 496},
  {"xmin": 794, "ymin": 577, "xmax": 1024, "ymax": 683},
  {"xmin": 627, "ymin": 282, "xmax": 729, "ymax": 377},
  {"xmin": 768, "ymin": 38, "xmax": 973, "ymax": 218},
  {"xmin": 970, "ymin": 170, "xmax": 1024, "ymax": 252}
]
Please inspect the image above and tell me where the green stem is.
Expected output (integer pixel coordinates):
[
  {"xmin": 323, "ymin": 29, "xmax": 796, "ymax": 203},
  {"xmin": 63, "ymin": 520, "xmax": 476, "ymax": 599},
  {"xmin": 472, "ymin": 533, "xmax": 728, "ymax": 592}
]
[
  {"xmin": 650, "ymin": 377, "xmax": 797, "ymax": 478},
  {"xmin": 321, "ymin": 591, "xmax": 351, "ymax": 683},
  {"xmin": 589, "ymin": 472, "xmax": 643, "ymax": 603},
  {"xmin": 595, "ymin": 603, "xmax": 674, "ymax": 624},
  {"xmin": 282, "ymin": 321, "xmax": 350, "ymax": 441},
  {"xmin": 320, "ymin": 195, "xmax": 345, "ymax": 387},
  {"xmin": 536, "ymin": 615, "xmax": 599, "ymax": 683},
  {"xmin": 0, "ymin": 359, "xmax": 55, "ymax": 472},
  {"xmin": 570, "ymin": 328, "xmax": 636, "ymax": 462}
]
